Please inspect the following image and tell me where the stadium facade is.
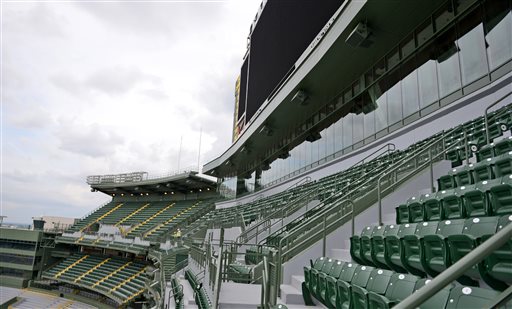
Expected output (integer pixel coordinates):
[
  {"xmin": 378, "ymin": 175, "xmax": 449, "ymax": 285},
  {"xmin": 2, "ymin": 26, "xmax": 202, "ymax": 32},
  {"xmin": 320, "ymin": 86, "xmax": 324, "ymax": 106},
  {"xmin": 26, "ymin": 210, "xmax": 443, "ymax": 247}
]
[{"xmin": 1, "ymin": 0, "xmax": 511, "ymax": 308}]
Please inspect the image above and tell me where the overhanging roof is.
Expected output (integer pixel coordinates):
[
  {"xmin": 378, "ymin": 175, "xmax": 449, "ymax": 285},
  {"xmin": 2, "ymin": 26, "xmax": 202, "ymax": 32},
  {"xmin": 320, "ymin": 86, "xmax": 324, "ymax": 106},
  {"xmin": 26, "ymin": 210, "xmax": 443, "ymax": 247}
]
[
  {"xmin": 203, "ymin": 0, "xmax": 446, "ymax": 177},
  {"xmin": 89, "ymin": 172, "xmax": 217, "ymax": 196}
]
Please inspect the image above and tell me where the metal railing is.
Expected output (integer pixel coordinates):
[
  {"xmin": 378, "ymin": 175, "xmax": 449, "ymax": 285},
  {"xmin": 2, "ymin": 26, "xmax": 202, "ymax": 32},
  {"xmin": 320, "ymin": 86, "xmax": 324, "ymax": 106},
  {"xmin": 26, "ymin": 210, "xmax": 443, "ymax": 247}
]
[
  {"xmin": 269, "ymin": 132, "xmax": 458, "ymax": 303},
  {"xmin": 484, "ymin": 91, "xmax": 512, "ymax": 144},
  {"xmin": 86, "ymin": 165, "xmax": 198, "ymax": 185},
  {"xmin": 395, "ymin": 222, "xmax": 512, "ymax": 309}
]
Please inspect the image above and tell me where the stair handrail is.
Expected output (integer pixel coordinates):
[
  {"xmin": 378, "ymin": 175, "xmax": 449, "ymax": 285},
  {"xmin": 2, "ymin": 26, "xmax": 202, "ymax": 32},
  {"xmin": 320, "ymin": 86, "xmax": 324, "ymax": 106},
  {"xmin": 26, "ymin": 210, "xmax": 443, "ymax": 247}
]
[
  {"xmin": 78, "ymin": 199, "xmax": 112, "ymax": 221},
  {"xmin": 235, "ymin": 184, "xmax": 319, "ymax": 244},
  {"xmin": 285, "ymin": 175, "xmax": 312, "ymax": 191},
  {"xmin": 261, "ymin": 142, "xmax": 407, "ymax": 245},
  {"xmin": 395, "ymin": 222, "xmax": 512, "ymax": 309},
  {"xmin": 248, "ymin": 142, "xmax": 395, "ymax": 245}
]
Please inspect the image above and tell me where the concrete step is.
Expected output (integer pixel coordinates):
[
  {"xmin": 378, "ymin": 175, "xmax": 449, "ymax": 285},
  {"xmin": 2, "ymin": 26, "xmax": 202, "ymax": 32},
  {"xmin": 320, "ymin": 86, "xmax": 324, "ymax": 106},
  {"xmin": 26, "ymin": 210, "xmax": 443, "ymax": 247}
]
[
  {"xmin": 329, "ymin": 248, "xmax": 351, "ymax": 261},
  {"xmin": 291, "ymin": 275, "xmax": 304, "ymax": 291},
  {"xmin": 280, "ymin": 284, "xmax": 307, "ymax": 305}
]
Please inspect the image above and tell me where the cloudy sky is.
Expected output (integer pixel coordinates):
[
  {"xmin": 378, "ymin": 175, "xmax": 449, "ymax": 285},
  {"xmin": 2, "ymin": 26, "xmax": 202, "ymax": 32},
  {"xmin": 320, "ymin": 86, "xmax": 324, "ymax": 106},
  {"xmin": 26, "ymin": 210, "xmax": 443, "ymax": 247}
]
[{"xmin": 1, "ymin": 0, "xmax": 261, "ymax": 223}]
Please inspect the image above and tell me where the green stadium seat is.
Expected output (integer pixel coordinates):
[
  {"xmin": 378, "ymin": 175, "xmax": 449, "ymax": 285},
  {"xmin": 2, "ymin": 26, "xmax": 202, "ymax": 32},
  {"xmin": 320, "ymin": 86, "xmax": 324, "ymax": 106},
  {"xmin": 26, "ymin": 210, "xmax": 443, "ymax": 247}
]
[
  {"xmin": 446, "ymin": 216, "xmax": 500, "ymax": 285},
  {"xmin": 384, "ymin": 223, "xmax": 417, "ymax": 273},
  {"xmin": 360, "ymin": 226, "xmax": 377, "ymax": 266},
  {"xmin": 461, "ymin": 182, "xmax": 490, "ymax": 217},
  {"xmin": 336, "ymin": 265, "xmax": 373, "ymax": 309},
  {"xmin": 438, "ymin": 172, "xmax": 456, "ymax": 191},
  {"xmin": 322, "ymin": 260, "xmax": 345, "ymax": 307},
  {"xmin": 479, "ymin": 214, "xmax": 512, "ymax": 290},
  {"xmin": 351, "ymin": 268, "xmax": 393, "ymax": 309},
  {"xmin": 413, "ymin": 279, "xmax": 453, "ymax": 309},
  {"xmin": 367, "ymin": 273, "xmax": 419, "ymax": 309},
  {"xmin": 454, "ymin": 165, "xmax": 473, "ymax": 186},
  {"xmin": 494, "ymin": 152, "xmax": 512, "ymax": 177},
  {"xmin": 407, "ymin": 196, "xmax": 425, "ymax": 223},
  {"xmin": 445, "ymin": 286, "xmax": 500, "ymax": 309},
  {"xmin": 489, "ymin": 174, "xmax": 512, "ymax": 215},
  {"xmin": 350, "ymin": 234, "xmax": 364, "ymax": 265},
  {"xmin": 440, "ymin": 187, "xmax": 466, "ymax": 219},
  {"xmin": 395, "ymin": 203, "xmax": 410, "ymax": 224},
  {"xmin": 303, "ymin": 257, "xmax": 326, "ymax": 296},
  {"xmin": 472, "ymin": 159, "xmax": 493, "ymax": 182},
  {"xmin": 317, "ymin": 259, "xmax": 339, "ymax": 304},
  {"xmin": 311, "ymin": 258, "xmax": 335, "ymax": 299},
  {"xmin": 371, "ymin": 224, "xmax": 398, "ymax": 269},
  {"xmin": 423, "ymin": 192, "xmax": 443, "ymax": 221},
  {"xmin": 477, "ymin": 143, "xmax": 495, "ymax": 162},
  {"xmin": 494, "ymin": 136, "xmax": 512, "ymax": 156},
  {"xmin": 401, "ymin": 221, "xmax": 439, "ymax": 276},
  {"xmin": 421, "ymin": 219, "xmax": 465, "ymax": 277},
  {"xmin": 334, "ymin": 262, "xmax": 358, "ymax": 309}
]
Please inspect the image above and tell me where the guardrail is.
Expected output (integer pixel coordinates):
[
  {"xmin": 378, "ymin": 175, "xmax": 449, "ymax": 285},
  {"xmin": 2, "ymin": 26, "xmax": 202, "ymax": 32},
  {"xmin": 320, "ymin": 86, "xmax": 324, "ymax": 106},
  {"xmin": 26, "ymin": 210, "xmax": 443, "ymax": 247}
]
[{"xmin": 86, "ymin": 166, "xmax": 198, "ymax": 185}]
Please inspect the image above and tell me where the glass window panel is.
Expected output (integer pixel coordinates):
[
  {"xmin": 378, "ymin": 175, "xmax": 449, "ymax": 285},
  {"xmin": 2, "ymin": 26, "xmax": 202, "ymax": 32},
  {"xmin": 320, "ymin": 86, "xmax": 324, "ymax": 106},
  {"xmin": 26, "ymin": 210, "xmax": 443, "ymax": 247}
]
[
  {"xmin": 318, "ymin": 129, "xmax": 327, "ymax": 160},
  {"xmin": 325, "ymin": 124, "xmax": 334, "ymax": 158},
  {"xmin": 458, "ymin": 8, "xmax": 488, "ymax": 85},
  {"xmin": 387, "ymin": 47, "xmax": 401, "ymax": 70},
  {"xmin": 387, "ymin": 81, "xmax": 402, "ymax": 125},
  {"xmin": 401, "ymin": 68, "xmax": 420, "ymax": 117},
  {"xmin": 374, "ymin": 57, "xmax": 387, "ymax": 79},
  {"xmin": 374, "ymin": 91, "xmax": 388, "ymax": 132},
  {"xmin": 304, "ymin": 139, "xmax": 312, "ymax": 166},
  {"xmin": 436, "ymin": 29, "xmax": 462, "ymax": 97},
  {"xmin": 342, "ymin": 114, "xmax": 353, "ymax": 148},
  {"xmin": 364, "ymin": 107, "xmax": 375, "ymax": 138},
  {"xmin": 353, "ymin": 113, "xmax": 364, "ymax": 143},
  {"xmin": 334, "ymin": 118, "xmax": 343, "ymax": 153},
  {"xmin": 311, "ymin": 136, "xmax": 320, "ymax": 164},
  {"xmin": 434, "ymin": 1, "xmax": 455, "ymax": 32},
  {"xmin": 417, "ymin": 18, "xmax": 434, "ymax": 46},
  {"xmin": 485, "ymin": 1, "xmax": 512, "ymax": 71},
  {"xmin": 418, "ymin": 59, "xmax": 439, "ymax": 108},
  {"xmin": 365, "ymin": 69, "xmax": 374, "ymax": 87},
  {"xmin": 401, "ymin": 34, "xmax": 416, "ymax": 59}
]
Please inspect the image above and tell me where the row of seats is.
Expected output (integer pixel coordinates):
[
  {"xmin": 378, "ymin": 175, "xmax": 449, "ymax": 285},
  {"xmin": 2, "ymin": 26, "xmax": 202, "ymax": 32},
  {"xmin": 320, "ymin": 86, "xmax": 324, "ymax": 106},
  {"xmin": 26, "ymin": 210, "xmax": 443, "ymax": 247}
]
[
  {"xmin": 303, "ymin": 258, "xmax": 500, "ymax": 309},
  {"xmin": 42, "ymin": 254, "xmax": 147, "ymax": 304},
  {"xmin": 397, "ymin": 175, "xmax": 512, "ymax": 223},
  {"xmin": 184, "ymin": 269, "xmax": 211, "ymax": 309},
  {"xmin": 438, "ymin": 151, "xmax": 512, "ymax": 190},
  {"xmin": 350, "ymin": 215, "xmax": 511, "ymax": 290}
]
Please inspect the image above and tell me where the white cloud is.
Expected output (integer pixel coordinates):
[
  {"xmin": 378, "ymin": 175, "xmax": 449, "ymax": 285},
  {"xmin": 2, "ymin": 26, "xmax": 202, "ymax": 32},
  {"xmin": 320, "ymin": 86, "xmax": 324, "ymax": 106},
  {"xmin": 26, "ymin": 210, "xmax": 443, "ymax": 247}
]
[{"xmin": 1, "ymin": 0, "xmax": 262, "ymax": 223}]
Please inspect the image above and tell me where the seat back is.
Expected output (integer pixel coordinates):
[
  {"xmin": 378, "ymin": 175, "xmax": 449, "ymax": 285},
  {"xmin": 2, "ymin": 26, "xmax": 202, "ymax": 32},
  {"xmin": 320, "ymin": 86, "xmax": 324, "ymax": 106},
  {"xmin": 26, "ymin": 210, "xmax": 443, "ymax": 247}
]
[
  {"xmin": 350, "ymin": 265, "xmax": 374, "ymax": 288},
  {"xmin": 461, "ymin": 216, "xmax": 499, "ymax": 239},
  {"xmin": 339, "ymin": 262, "xmax": 358, "ymax": 282},
  {"xmin": 383, "ymin": 273, "xmax": 419, "ymax": 302},
  {"xmin": 364, "ymin": 269, "xmax": 393, "ymax": 295}
]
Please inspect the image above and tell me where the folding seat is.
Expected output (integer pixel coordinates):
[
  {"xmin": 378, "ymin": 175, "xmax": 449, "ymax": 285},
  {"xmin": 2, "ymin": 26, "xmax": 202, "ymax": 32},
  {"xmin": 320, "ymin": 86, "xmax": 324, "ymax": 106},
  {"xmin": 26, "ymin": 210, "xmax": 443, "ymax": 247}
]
[
  {"xmin": 421, "ymin": 219, "xmax": 465, "ymax": 277},
  {"xmin": 320, "ymin": 261, "xmax": 347, "ymax": 308},
  {"xmin": 479, "ymin": 214, "xmax": 512, "ymax": 290},
  {"xmin": 351, "ymin": 268, "xmax": 393, "ymax": 309},
  {"xmin": 446, "ymin": 216, "xmax": 500, "ymax": 285},
  {"xmin": 310, "ymin": 258, "xmax": 335, "ymax": 299},
  {"xmin": 336, "ymin": 263, "xmax": 359, "ymax": 308},
  {"xmin": 406, "ymin": 195, "xmax": 425, "ymax": 223},
  {"xmin": 495, "ymin": 151, "xmax": 512, "ymax": 177},
  {"xmin": 336, "ymin": 265, "xmax": 374, "ymax": 309},
  {"xmin": 318, "ymin": 259, "xmax": 344, "ymax": 305},
  {"xmin": 395, "ymin": 203, "xmax": 410, "ymax": 224},
  {"xmin": 371, "ymin": 225, "xmax": 398, "ymax": 269},
  {"xmin": 461, "ymin": 180, "xmax": 494, "ymax": 217},
  {"xmin": 494, "ymin": 136, "xmax": 512, "ymax": 156},
  {"xmin": 445, "ymin": 146, "xmax": 466, "ymax": 167},
  {"xmin": 445, "ymin": 286, "xmax": 500, "ymax": 309},
  {"xmin": 453, "ymin": 164, "xmax": 474, "ymax": 186},
  {"xmin": 401, "ymin": 221, "xmax": 439, "ymax": 276},
  {"xmin": 437, "ymin": 171, "xmax": 456, "ymax": 191},
  {"xmin": 489, "ymin": 174, "xmax": 512, "ymax": 215},
  {"xmin": 476, "ymin": 143, "xmax": 494, "ymax": 162},
  {"xmin": 384, "ymin": 223, "xmax": 417, "ymax": 273},
  {"xmin": 303, "ymin": 257, "xmax": 326, "ymax": 295},
  {"xmin": 357, "ymin": 226, "xmax": 378, "ymax": 266},
  {"xmin": 473, "ymin": 159, "xmax": 494, "ymax": 183},
  {"xmin": 422, "ymin": 192, "xmax": 442, "ymax": 221},
  {"xmin": 366, "ymin": 225, "xmax": 385, "ymax": 267},
  {"xmin": 350, "ymin": 228, "xmax": 368, "ymax": 265},
  {"xmin": 412, "ymin": 279, "xmax": 453, "ymax": 309},
  {"xmin": 367, "ymin": 273, "xmax": 419, "ymax": 309},
  {"xmin": 440, "ymin": 186, "xmax": 467, "ymax": 219}
]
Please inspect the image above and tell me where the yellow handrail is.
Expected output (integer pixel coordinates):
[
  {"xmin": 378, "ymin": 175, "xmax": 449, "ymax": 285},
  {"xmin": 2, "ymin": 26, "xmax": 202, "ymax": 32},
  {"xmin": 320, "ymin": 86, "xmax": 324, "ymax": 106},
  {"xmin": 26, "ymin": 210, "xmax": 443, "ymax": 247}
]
[{"xmin": 54, "ymin": 255, "xmax": 89, "ymax": 278}]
